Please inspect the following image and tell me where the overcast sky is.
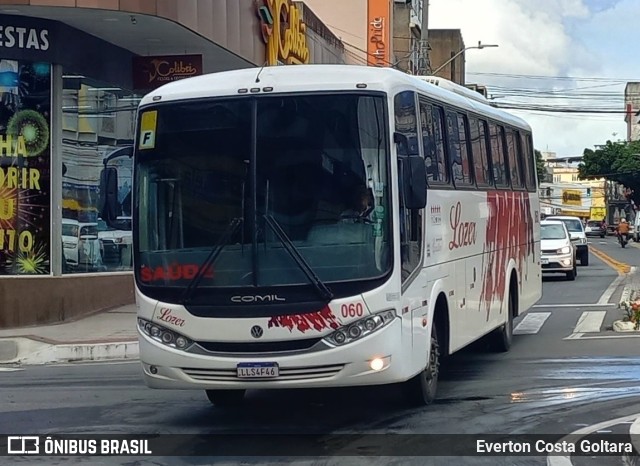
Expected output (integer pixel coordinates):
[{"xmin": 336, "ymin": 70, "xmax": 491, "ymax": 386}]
[{"xmin": 429, "ymin": 0, "xmax": 632, "ymax": 157}]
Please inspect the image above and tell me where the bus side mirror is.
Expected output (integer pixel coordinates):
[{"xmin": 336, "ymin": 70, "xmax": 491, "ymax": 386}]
[
  {"xmin": 99, "ymin": 167, "xmax": 119, "ymax": 227},
  {"xmin": 394, "ymin": 132, "xmax": 409, "ymax": 156},
  {"xmin": 399, "ymin": 156, "xmax": 427, "ymax": 210}
]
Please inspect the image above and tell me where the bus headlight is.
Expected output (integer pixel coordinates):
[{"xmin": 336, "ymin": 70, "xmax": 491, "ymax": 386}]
[
  {"xmin": 138, "ymin": 318, "xmax": 193, "ymax": 351},
  {"xmin": 324, "ymin": 309, "xmax": 396, "ymax": 346}
]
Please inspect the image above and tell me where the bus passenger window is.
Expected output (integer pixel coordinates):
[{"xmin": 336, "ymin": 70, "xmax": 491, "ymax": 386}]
[
  {"xmin": 469, "ymin": 118, "xmax": 491, "ymax": 186},
  {"xmin": 450, "ymin": 113, "xmax": 473, "ymax": 186},
  {"xmin": 420, "ymin": 100, "xmax": 449, "ymax": 183},
  {"xmin": 520, "ymin": 132, "xmax": 537, "ymax": 191},
  {"xmin": 506, "ymin": 129, "xmax": 523, "ymax": 189},
  {"xmin": 489, "ymin": 123, "xmax": 508, "ymax": 187}
]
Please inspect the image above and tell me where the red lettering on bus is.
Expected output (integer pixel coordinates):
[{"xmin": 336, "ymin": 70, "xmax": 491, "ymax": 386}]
[
  {"xmin": 139, "ymin": 264, "xmax": 213, "ymax": 282},
  {"xmin": 448, "ymin": 201, "xmax": 477, "ymax": 250},
  {"xmin": 341, "ymin": 303, "xmax": 364, "ymax": 318},
  {"xmin": 157, "ymin": 308, "xmax": 186, "ymax": 327}
]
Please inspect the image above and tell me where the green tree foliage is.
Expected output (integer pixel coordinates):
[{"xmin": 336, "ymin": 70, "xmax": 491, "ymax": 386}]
[
  {"xmin": 535, "ymin": 149, "xmax": 546, "ymax": 184},
  {"xmin": 578, "ymin": 140, "xmax": 640, "ymax": 205}
]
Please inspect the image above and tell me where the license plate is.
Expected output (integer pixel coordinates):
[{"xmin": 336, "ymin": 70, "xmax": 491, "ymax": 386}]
[
  {"xmin": 237, "ymin": 362, "xmax": 279, "ymax": 379},
  {"xmin": 541, "ymin": 258, "xmax": 549, "ymax": 265}
]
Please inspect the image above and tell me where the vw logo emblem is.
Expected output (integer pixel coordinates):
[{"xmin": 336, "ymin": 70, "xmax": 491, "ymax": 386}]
[{"xmin": 250, "ymin": 325, "xmax": 264, "ymax": 339}]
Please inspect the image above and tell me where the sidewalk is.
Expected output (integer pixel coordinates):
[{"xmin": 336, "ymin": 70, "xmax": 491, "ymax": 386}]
[{"xmin": 0, "ymin": 304, "xmax": 139, "ymax": 366}]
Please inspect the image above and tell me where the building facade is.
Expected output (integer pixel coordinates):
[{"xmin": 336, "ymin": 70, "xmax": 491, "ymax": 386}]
[
  {"xmin": 392, "ymin": 0, "xmax": 423, "ymax": 74},
  {"xmin": 428, "ymin": 29, "xmax": 465, "ymax": 85},
  {"xmin": 0, "ymin": 0, "xmax": 347, "ymax": 328},
  {"xmin": 302, "ymin": 0, "xmax": 368, "ymax": 65},
  {"xmin": 538, "ymin": 154, "xmax": 606, "ymax": 220},
  {"xmin": 625, "ymin": 82, "xmax": 640, "ymax": 142}
]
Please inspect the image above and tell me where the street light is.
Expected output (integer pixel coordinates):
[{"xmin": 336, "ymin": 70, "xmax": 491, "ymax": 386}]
[{"xmin": 431, "ymin": 41, "xmax": 499, "ymax": 75}]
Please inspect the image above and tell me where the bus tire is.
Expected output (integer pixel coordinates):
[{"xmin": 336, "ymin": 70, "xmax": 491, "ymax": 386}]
[
  {"xmin": 403, "ymin": 321, "xmax": 440, "ymax": 406},
  {"xmin": 206, "ymin": 389, "xmax": 246, "ymax": 407},
  {"xmin": 492, "ymin": 281, "xmax": 515, "ymax": 352}
]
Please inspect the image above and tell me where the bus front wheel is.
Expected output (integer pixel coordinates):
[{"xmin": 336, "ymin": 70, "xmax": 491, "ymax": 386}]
[
  {"xmin": 206, "ymin": 389, "xmax": 246, "ymax": 407},
  {"xmin": 403, "ymin": 321, "xmax": 440, "ymax": 406}
]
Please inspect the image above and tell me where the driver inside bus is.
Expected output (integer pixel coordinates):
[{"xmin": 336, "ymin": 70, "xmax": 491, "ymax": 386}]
[{"xmin": 341, "ymin": 185, "xmax": 373, "ymax": 222}]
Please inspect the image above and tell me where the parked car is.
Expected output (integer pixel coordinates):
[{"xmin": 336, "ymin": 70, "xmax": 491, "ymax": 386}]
[
  {"xmin": 540, "ymin": 220, "xmax": 577, "ymax": 280},
  {"xmin": 545, "ymin": 215, "xmax": 589, "ymax": 266},
  {"xmin": 585, "ymin": 220, "xmax": 606, "ymax": 238},
  {"xmin": 62, "ymin": 219, "xmax": 103, "ymax": 271},
  {"xmin": 97, "ymin": 217, "xmax": 132, "ymax": 267}
]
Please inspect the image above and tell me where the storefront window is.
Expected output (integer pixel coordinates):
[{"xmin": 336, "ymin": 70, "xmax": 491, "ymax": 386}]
[
  {"xmin": 61, "ymin": 72, "xmax": 139, "ymax": 273},
  {"xmin": 0, "ymin": 59, "xmax": 51, "ymax": 275}
]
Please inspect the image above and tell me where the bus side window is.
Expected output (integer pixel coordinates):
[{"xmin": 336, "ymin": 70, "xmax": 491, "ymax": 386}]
[
  {"xmin": 469, "ymin": 117, "xmax": 491, "ymax": 187},
  {"xmin": 489, "ymin": 123, "xmax": 508, "ymax": 188},
  {"xmin": 506, "ymin": 129, "xmax": 523, "ymax": 189},
  {"xmin": 394, "ymin": 91, "xmax": 423, "ymax": 282},
  {"xmin": 419, "ymin": 100, "xmax": 449, "ymax": 184},
  {"xmin": 450, "ymin": 112, "xmax": 473, "ymax": 187},
  {"xmin": 520, "ymin": 132, "xmax": 537, "ymax": 191}
]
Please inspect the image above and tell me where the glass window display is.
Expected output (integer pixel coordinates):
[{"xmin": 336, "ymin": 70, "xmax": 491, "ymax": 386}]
[
  {"xmin": 0, "ymin": 59, "xmax": 51, "ymax": 275},
  {"xmin": 61, "ymin": 72, "xmax": 138, "ymax": 273}
]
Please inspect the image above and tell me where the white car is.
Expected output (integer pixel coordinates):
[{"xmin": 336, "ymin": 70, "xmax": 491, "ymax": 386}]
[
  {"xmin": 62, "ymin": 219, "xmax": 103, "ymax": 271},
  {"xmin": 97, "ymin": 217, "xmax": 132, "ymax": 267},
  {"xmin": 540, "ymin": 220, "xmax": 577, "ymax": 280},
  {"xmin": 545, "ymin": 215, "xmax": 589, "ymax": 266}
]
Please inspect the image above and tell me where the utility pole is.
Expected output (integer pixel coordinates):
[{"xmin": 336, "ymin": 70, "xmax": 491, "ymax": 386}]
[{"xmin": 417, "ymin": 0, "xmax": 430, "ymax": 75}]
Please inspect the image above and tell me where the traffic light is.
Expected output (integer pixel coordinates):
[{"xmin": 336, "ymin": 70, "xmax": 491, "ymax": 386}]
[{"xmin": 586, "ymin": 188, "xmax": 591, "ymax": 197}]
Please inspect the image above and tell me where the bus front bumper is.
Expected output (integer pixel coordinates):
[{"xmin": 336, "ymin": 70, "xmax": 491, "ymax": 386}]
[{"xmin": 139, "ymin": 319, "xmax": 411, "ymax": 390}]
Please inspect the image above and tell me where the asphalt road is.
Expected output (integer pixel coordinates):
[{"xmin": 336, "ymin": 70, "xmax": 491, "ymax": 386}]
[{"xmin": 3, "ymin": 237, "xmax": 640, "ymax": 466}]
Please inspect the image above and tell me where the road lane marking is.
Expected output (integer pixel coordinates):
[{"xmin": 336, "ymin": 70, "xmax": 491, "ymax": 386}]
[
  {"xmin": 597, "ymin": 274, "xmax": 624, "ymax": 304},
  {"xmin": 565, "ymin": 334, "xmax": 640, "ymax": 340},
  {"xmin": 572, "ymin": 311, "xmax": 606, "ymax": 333},
  {"xmin": 629, "ymin": 417, "xmax": 640, "ymax": 454},
  {"xmin": 514, "ymin": 312, "xmax": 551, "ymax": 334},
  {"xmin": 547, "ymin": 412, "xmax": 640, "ymax": 466},
  {"xmin": 590, "ymin": 245, "xmax": 631, "ymax": 274},
  {"xmin": 533, "ymin": 304, "xmax": 615, "ymax": 308},
  {"xmin": 0, "ymin": 367, "xmax": 22, "ymax": 372}
]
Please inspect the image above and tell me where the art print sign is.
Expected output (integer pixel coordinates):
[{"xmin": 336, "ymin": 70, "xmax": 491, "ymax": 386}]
[{"xmin": 0, "ymin": 59, "xmax": 51, "ymax": 275}]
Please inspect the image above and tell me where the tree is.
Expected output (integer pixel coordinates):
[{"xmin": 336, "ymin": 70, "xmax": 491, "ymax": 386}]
[
  {"xmin": 578, "ymin": 140, "xmax": 640, "ymax": 206},
  {"xmin": 535, "ymin": 149, "xmax": 546, "ymax": 184}
]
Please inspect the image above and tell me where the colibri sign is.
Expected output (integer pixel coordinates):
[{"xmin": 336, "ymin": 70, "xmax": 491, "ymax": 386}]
[
  {"xmin": 132, "ymin": 54, "xmax": 203, "ymax": 90},
  {"xmin": 256, "ymin": 0, "xmax": 310, "ymax": 65}
]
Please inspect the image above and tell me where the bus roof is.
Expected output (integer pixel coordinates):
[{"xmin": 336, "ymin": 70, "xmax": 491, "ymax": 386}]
[{"xmin": 140, "ymin": 64, "xmax": 531, "ymax": 131}]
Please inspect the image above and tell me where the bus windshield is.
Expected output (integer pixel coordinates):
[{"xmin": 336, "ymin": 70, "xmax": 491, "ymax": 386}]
[{"xmin": 135, "ymin": 93, "xmax": 392, "ymax": 301}]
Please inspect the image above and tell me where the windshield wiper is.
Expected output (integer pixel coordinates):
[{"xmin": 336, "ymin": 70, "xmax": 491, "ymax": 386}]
[
  {"xmin": 181, "ymin": 218, "xmax": 243, "ymax": 305},
  {"xmin": 263, "ymin": 214, "xmax": 333, "ymax": 302}
]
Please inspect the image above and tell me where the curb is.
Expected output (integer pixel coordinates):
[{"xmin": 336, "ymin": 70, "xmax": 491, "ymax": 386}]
[
  {"xmin": 0, "ymin": 337, "xmax": 139, "ymax": 366},
  {"xmin": 619, "ymin": 266, "xmax": 639, "ymax": 307}
]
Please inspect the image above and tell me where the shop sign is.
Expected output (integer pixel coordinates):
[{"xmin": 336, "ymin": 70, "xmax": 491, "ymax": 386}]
[
  {"xmin": 562, "ymin": 189, "xmax": 582, "ymax": 206},
  {"xmin": 590, "ymin": 207, "xmax": 606, "ymax": 220},
  {"xmin": 367, "ymin": 0, "xmax": 391, "ymax": 67},
  {"xmin": 257, "ymin": 0, "xmax": 310, "ymax": 65},
  {"xmin": 0, "ymin": 59, "xmax": 51, "ymax": 275},
  {"xmin": 0, "ymin": 25, "xmax": 49, "ymax": 51},
  {"xmin": 132, "ymin": 54, "xmax": 203, "ymax": 90}
]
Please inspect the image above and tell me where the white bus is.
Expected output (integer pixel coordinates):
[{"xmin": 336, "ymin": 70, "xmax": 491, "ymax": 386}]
[{"xmin": 100, "ymin": 65, "xmax": 541, "ymax": 407}]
